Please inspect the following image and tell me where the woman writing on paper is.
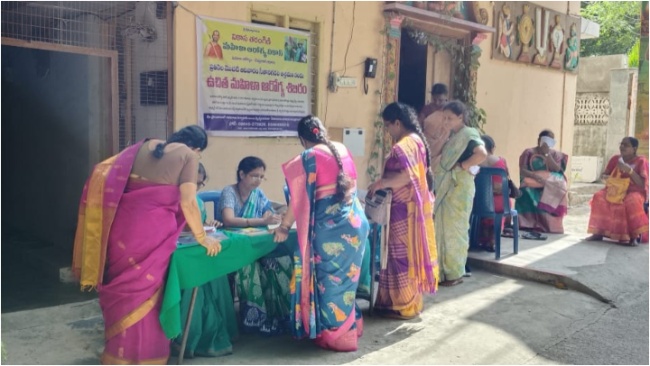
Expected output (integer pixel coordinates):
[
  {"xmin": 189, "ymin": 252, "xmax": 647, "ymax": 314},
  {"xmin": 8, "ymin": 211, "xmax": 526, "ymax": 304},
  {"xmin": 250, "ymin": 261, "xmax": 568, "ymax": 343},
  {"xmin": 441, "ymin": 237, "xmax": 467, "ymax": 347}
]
[{"xmin": 217, "ymin": 156, "xmax": 291, "ymax": 335}]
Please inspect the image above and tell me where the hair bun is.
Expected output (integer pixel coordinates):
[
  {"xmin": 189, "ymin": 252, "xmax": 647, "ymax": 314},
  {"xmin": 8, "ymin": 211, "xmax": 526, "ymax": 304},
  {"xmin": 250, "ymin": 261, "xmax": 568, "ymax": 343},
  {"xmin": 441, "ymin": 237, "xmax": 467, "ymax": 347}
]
[{"xmin": 153, "ymin": 143, "xmax": 166, "ymax": 159}]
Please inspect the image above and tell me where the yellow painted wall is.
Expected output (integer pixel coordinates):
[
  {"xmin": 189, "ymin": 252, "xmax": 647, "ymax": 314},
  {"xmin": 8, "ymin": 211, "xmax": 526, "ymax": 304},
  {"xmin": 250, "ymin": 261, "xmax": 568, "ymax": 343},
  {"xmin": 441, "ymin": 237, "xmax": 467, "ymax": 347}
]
[
  {"xmin": 174, "ymin": 1, "xmax": 581, "ymax": 200},
  {"xmin": 173, "ymin": 2, "xmax": 386, "ymax": 202},
  {"xmin": 476, "ymin": 1, "xmax": 580, "ymax": 183}
]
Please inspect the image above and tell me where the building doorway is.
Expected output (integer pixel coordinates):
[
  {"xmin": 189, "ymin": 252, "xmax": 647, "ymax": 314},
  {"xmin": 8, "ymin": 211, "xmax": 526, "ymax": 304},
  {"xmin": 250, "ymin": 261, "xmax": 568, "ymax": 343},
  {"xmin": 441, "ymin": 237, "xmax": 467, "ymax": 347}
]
[
  {"xmin": 1, "ymin": 1, "xmax": 172, "ymax": 312},
  {"xmin": 398, "ymin": 29, "xmax": 428, "ymax": 114},
  {"xmin": 1, "ymin": 44, "xmax": 116, "ymax": 312}
]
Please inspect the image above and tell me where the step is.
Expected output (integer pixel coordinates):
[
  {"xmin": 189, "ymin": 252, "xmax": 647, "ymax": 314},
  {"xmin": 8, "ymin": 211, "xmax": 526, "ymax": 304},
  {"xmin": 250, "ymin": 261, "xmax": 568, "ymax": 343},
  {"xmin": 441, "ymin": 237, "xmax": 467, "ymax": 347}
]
[
  {"xmin": 568, "ymin": 193, "xmax": 593, "ymax": 207},
  {"xmin": 569, "ymin": 183, "xmax": 605, "ymax": 196}
]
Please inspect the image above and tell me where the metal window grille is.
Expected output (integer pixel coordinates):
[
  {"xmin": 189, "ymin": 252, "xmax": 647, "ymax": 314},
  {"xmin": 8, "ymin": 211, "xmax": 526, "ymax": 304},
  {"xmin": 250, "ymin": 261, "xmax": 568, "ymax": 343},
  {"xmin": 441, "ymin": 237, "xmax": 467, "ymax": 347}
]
[{"xmin": 1, "ymin": 1, "xmax": 171, "ymax": 152}]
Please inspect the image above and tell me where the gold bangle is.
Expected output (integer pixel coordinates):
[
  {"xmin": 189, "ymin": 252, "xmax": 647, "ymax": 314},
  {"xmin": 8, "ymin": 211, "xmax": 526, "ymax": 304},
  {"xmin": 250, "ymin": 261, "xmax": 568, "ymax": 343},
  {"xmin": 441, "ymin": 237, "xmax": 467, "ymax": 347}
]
[{"xmin": 194, "ymin": 231, "xmax": 207, "ymax": 242}]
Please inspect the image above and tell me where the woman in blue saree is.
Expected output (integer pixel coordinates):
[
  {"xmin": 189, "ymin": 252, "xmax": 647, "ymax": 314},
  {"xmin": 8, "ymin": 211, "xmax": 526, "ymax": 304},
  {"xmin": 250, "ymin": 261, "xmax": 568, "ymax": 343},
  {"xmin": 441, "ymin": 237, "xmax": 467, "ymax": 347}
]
[
  {"xmin": 217, "ymin": 157, "xmax": 291, "ymax": 335},
  {"xmin": 272, "ymin": 116, "xmax": 369, "ymax": 352}
]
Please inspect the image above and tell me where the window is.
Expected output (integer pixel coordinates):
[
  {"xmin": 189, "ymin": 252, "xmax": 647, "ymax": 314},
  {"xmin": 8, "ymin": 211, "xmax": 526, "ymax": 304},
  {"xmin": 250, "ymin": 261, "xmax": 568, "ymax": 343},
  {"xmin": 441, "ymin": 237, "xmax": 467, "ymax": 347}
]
[{"xmin": 251, "ymin": 11, "xmax": 320, "ymax": 116}]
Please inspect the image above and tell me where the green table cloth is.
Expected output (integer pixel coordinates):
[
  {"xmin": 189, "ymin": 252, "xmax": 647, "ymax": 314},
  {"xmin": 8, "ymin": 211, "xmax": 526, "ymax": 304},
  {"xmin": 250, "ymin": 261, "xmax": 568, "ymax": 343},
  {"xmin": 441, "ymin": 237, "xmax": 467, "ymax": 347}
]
[{"xmin": 159, "ymin": 231, "xmax": 298, "ymax": 339}]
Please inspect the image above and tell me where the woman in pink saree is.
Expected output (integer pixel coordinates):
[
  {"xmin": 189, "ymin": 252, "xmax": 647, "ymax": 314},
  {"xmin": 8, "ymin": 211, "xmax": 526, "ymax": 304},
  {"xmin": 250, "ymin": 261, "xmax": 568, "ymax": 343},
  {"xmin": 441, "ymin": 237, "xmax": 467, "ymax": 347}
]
[
  {"xmin": 272, "ymin": 116, "xmax": 369, "ymax": 352},
  {"xmin": 72, "ymin": 126, "xmax": 221, "ymax": 364}
]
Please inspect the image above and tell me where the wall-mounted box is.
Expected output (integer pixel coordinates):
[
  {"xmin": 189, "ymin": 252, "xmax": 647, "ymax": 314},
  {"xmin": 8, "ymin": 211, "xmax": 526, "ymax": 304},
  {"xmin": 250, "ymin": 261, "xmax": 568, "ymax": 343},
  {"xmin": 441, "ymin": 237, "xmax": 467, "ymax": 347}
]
[{"xmin": 329, "ymin": 127, "xmax": 365, "ymax": 157}]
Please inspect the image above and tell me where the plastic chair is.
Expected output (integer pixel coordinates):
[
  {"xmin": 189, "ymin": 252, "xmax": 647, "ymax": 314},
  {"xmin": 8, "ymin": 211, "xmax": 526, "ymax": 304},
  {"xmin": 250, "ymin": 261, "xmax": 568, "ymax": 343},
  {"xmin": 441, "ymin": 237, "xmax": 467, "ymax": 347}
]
[
  {"xmin": 283, "ymin": 185, "xmax": 290, "ymax": 205},
  {"xmin": 469, "ymin": 167, "xmax": 519, "ymax": 260},
  {"xmin": 197, "ymin": 190, "xmax": 222, "ymax": 221}
]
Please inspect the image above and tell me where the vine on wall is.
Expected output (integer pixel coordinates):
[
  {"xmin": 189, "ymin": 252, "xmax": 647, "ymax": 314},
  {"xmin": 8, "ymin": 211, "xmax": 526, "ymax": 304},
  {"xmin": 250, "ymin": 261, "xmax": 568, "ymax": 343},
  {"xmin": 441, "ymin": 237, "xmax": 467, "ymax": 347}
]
[
  {"xmin": 366, "ymin": 19, "xmax": 488, "ymax": 182},
  {"xmin": 403, "ymin": 20, "xmax": 487, "ymax": 130}
]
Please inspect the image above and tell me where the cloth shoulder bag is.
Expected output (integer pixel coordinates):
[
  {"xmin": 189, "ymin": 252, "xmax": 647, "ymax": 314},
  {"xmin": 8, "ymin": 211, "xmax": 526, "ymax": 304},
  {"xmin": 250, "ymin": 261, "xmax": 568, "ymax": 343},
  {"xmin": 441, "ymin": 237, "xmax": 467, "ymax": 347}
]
[
  {"xmin": 605, "ymin": 168, "xmax": 630, "ymax": 204},
  {"xmin": 364, "ymin": 189, "xmax": 392, "ymax": 225}
]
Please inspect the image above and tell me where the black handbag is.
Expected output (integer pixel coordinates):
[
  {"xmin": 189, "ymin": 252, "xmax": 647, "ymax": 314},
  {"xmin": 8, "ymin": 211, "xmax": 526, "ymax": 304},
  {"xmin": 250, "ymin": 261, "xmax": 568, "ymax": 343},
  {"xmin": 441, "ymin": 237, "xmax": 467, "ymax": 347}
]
[{"xmin": 507, "ymin": 179, "xmax": 521, "ymax": 199}]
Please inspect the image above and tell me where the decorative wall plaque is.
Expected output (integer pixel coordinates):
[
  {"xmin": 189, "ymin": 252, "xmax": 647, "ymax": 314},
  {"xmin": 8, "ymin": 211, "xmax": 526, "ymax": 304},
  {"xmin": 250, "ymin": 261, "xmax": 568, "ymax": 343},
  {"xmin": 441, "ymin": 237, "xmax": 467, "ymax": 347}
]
[{"xmin": 492, "ymin": 1, "xmax": 580, "ymax": 73}]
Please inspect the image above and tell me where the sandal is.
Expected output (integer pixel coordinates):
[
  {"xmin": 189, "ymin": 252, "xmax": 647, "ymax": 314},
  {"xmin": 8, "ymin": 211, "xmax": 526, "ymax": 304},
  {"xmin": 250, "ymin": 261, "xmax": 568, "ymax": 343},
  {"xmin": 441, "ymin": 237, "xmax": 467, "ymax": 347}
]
[
  {"xmin": 502, "ymin": 228, "xmax": 515, "ymax": 238},
  {"xmin": 522, "ymin": 232, "xmax": 547, "ymax": 240},
  {"xmin": 375, "ymin": 309, "xmax": 418, "ymax": 320},
  {"xmin": 617, "ymin": 240, "xmax": 639, "ymax": 247},
  {"xmin": 439, "ymin": 278, "xmax": 464, "ymax": 287}
]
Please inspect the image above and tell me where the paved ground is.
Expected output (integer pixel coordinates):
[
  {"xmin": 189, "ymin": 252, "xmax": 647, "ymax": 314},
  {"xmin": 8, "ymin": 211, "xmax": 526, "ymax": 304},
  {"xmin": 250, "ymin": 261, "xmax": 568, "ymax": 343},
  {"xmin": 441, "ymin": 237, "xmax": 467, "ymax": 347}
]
[{"xmin": 2, "ymin": 206, "xmax": 648, "ymax": 365}]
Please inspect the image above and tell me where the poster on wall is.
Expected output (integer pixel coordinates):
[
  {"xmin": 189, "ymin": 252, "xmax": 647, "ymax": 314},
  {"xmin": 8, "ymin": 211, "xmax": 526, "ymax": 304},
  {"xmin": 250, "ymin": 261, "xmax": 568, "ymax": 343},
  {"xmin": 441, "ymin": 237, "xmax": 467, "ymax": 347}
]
[{"xmin": 197, "ymin": 16, "xmax": 311, "ymax": 136}]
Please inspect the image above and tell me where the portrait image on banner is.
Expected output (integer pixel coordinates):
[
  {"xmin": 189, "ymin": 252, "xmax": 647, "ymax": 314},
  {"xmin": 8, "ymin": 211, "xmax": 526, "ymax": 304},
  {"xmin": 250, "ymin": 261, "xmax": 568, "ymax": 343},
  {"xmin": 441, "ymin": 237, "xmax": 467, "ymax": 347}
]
[{"xmin": 197, "ymin": 16, "xmax": 311, "ymax": 136}]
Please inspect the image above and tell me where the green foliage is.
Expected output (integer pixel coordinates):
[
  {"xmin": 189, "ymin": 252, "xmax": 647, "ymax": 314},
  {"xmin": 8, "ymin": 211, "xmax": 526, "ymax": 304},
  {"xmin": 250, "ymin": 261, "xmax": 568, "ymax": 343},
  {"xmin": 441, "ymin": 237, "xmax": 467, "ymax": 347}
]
[
  {"xmin": 581, "ymin": 1, "xmax": 641, "ymax": 57},
  {"xmin": 628, "ymin": 38, "xmax": 640, "ymax": 67},
  {"xmin": 366, "ymin": 21, "xmax": 488, "ymax": 181},
  {"xmin": 415, "ymin": 25, "xmax": 487, "ymax": 130}
]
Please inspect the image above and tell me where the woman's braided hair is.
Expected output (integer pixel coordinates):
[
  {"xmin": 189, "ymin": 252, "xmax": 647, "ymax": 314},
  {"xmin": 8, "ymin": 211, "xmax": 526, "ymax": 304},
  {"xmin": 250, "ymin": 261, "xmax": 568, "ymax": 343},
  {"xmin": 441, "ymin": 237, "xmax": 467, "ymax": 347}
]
[
  {"xmin": 297, "ymin": 115, "xmax": 352, "ymax": 203},
  {"xmin": 153, "ymin": 125, "xmax": 208, "ymax": 159},
  {"xmin": 382, "ymin": 102, "xmax": 434, "ymax": 190}
]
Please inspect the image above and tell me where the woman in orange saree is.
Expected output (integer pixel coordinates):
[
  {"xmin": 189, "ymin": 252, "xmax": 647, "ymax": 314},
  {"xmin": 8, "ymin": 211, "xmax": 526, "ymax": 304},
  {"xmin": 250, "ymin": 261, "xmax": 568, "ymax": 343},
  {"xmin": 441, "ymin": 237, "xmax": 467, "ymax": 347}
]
[
  {"xmin": 586, "ymin": 137, "xmax": 649, "ymax": 246},
  {"xmin": 73, "ymin": 126, "xmax": 221, "ymax": 364}
]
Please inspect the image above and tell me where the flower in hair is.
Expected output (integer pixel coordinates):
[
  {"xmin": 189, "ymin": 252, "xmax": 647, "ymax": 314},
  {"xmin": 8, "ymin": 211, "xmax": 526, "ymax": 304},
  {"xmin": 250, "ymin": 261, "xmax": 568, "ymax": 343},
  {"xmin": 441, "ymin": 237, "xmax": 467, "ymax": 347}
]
[{"xmin": 312, "ymin": 127, "xmax": 320, "ymax": 135}]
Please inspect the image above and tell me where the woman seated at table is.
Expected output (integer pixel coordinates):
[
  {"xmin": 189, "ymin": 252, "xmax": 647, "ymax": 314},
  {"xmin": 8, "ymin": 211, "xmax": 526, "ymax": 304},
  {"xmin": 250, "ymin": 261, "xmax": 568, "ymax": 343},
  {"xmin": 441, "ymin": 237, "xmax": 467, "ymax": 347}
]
[
  {"xmin": 216, "ymin": 156, "xmax": 291, "ymax": 335},
  {"xmin": 477, "ymin": 135, "xmax": 516, "ymax": 251},
  {"xmin": 173, "ymin": 163, "xmax": 238, "ymax": 359},
  {"xmin": 515, "ymin": 129, "xmax": 569, "ymax": 234},
  {"xmin": 272, "ymin": 115, "xmax": 369, "ymax": 352},
  {"xmin": 586, "ymin": 137, "xmax": 649, "ymax": 246}
]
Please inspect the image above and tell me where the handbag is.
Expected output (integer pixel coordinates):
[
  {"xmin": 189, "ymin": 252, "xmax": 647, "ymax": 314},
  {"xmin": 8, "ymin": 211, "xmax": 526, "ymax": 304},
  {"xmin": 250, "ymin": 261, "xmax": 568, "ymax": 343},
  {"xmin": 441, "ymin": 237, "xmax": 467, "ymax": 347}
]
[
  {"xmin": 364, "ymin": 189, "xmax": 392, "ymax": 225},
  {"xmin": 605, "ymin": 168, "xmax": 630, "ymax": 204},
  {"xmin": 507, "ymin": 179, "xmax": 521, "ymax": 199}
]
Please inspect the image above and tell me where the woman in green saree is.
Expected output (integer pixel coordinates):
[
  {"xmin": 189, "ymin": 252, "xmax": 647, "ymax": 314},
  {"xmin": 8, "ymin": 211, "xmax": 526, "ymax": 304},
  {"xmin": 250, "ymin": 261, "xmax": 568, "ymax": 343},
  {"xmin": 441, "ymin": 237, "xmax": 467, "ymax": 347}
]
[
  {"xmin": 217, "ymin": 157, "xmax": 292, "ymax": 335},
  {"xmin": 433, "ymin": 101, "xmax": 487, "ymax": 287},
  {"xmin": 173, "ymin": 163, "xmax": 238, "ymax": 359}
]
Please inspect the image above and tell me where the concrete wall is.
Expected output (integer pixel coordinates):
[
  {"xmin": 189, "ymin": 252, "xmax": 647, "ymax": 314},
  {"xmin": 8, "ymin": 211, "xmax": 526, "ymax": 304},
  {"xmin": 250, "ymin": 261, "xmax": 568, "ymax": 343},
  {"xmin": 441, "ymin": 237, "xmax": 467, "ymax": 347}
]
[
  {"xmin": 573, "ymin": 54, "xmax": 636, "ymax": 165},
  {"xmin": 174, "ymin": 1, "xmax": 580, "ymax": 197},
  {"xmin": 577, "ymin": 54, "xmax": 627, "ymax": 93},
  {"xmin": 476, "ymin": 1, "xmax": 580, "ymax": 183},
  {"xmin": 173, "ymin": 1, "xmax": 386, "ymax": 202},
  {"xmin": 607, "ymin": 68, "xmax": 638, "ymax": 159}
]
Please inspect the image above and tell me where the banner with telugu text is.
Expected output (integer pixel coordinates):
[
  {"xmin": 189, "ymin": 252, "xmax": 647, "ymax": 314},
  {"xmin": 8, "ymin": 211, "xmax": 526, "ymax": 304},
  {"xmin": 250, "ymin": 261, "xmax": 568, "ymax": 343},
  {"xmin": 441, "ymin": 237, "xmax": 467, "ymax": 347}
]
[{"xmin": 197, "ymin": 16, "xmax": 311, "ymax": 136}]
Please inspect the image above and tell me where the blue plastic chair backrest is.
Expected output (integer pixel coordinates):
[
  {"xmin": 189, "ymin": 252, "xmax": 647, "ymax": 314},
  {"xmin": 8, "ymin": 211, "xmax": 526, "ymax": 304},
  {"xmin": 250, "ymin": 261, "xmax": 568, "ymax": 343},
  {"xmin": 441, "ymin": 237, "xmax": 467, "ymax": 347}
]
[
  {"xmin": 283, "ymin": 185, "xmax": 290, "ymax": 205},
  {"xmin": 473, "ymin": 167, "xmax": 511, "ymax": 215},
  {"xmin": 197, "ymin": 190, "xmax": 222, "ymax": 219}
]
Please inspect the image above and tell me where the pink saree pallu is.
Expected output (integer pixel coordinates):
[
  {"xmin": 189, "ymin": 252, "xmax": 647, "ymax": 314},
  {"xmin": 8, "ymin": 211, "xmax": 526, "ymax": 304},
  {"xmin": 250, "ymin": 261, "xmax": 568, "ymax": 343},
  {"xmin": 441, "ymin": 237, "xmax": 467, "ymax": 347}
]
[
  {"xmin": 283, "ymin": 146, "xmax": 369, "ymax": 352},
  {"xmin": 73, "ymin": 141, "xmax": 186, "ymax": 364}
]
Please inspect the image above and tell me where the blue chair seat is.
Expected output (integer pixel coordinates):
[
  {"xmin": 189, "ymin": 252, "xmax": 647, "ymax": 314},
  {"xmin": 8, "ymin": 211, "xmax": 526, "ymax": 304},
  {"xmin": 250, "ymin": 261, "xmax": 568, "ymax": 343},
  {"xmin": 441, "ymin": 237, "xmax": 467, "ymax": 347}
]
[{"xmin": 469, "ymin": 167, "xmax": 519, "ymax": 260}]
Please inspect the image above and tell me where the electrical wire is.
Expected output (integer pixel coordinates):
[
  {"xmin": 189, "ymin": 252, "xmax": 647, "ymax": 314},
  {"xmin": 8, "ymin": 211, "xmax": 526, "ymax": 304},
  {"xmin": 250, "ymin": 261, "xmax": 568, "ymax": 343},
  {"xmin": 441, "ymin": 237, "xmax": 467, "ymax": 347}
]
[{"xmin": 341, "ymin": 1, "xmax": 356, "ymax": 77}]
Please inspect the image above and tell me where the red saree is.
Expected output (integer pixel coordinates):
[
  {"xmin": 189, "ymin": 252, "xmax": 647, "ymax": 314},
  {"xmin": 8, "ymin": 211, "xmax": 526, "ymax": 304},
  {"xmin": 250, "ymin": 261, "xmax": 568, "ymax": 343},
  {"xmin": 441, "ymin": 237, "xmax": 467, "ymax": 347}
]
[
  {"xmin": 588, "ymin": 155, "xmax": 649, "ymax": 243},
  {"xmin": 73, "ymin": 141, "xmax": 186, "ymax": 364}
]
